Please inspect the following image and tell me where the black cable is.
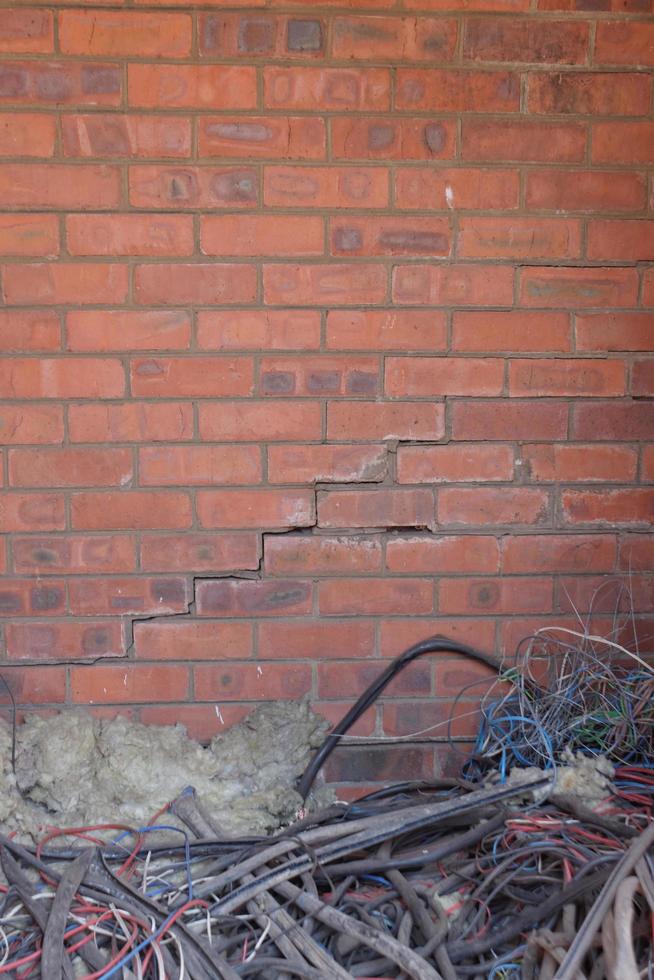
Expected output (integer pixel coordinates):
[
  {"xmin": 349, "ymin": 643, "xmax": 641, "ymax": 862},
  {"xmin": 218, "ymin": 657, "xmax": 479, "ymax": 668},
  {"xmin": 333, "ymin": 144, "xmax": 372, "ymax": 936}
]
[{"xmin": 296, "ymin": 635, "xmax": 504, "ymax": 800}]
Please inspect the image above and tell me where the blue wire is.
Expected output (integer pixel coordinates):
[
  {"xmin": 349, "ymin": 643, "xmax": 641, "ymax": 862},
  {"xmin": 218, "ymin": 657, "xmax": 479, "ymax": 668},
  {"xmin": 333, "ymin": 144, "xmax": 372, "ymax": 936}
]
[
  {"xmin": 96, "ymin": 906, "xmax": 180, "ymax": 979},
  {"xmin": 112, "ymin": 824, "xmax": 193, "ymax": 901}
]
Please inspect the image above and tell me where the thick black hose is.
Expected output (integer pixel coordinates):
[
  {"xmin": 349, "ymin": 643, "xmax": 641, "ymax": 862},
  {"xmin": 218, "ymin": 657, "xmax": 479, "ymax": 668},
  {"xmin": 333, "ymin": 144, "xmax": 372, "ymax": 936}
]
[{"xmin": 297, "ymin": 635, "xmax": 504, "ymax": 800}]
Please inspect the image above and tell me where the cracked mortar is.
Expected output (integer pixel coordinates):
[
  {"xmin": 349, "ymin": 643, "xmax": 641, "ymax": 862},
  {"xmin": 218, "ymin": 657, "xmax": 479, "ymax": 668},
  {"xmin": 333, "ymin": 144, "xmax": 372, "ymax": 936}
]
[{"xmin": 0, "ymin": 698, "xmax": 331, "ymax": 841}]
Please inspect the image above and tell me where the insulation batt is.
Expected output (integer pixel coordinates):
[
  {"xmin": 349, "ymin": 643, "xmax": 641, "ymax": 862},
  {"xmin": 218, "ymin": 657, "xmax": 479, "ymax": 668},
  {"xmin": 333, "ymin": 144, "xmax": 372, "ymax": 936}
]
[{"xmin": 3, "ymin": 698, "xmax": 330, "ymax": 840}]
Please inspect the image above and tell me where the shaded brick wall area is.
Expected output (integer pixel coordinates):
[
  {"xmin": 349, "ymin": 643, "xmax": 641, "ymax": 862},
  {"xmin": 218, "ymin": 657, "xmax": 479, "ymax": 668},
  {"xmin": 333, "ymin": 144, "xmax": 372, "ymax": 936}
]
[{"xmin": 1, "ymin": 0, "xmax": 653, "ymax": 786}]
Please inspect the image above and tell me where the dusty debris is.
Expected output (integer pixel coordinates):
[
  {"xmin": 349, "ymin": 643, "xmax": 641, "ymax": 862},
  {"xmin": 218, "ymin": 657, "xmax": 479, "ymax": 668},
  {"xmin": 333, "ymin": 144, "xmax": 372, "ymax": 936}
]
[{"xmin": 8, "ymin": 698, "xmax": 330, "ymax": 839}]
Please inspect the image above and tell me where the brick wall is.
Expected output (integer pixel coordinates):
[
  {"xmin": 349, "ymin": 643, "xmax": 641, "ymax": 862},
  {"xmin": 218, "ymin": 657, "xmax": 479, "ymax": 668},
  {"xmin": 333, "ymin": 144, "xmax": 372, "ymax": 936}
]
[{"xmin": 1, "ymin": 0, "xmax": 653, "ymax": 786}]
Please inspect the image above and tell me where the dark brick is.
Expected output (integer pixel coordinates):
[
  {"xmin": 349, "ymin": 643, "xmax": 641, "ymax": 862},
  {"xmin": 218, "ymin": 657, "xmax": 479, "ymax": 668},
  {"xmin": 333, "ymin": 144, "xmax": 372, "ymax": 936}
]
[{"xmin": 287, "ymin": 19, "xmax": 323, "ymax": 52}]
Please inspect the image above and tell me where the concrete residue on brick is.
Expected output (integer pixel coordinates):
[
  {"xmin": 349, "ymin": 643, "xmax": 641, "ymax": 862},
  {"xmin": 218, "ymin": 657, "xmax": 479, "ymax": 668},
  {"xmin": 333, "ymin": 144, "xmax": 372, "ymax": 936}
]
[{"xmin": 3, "ymin": 698, "xmax": 329, "ymax": 840}]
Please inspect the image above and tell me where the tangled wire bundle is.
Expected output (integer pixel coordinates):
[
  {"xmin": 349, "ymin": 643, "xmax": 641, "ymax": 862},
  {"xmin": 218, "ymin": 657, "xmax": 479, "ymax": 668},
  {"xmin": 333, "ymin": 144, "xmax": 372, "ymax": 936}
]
[{"xmin": 0, "ymin": 622, "xmax": 651, "ymax": 979}]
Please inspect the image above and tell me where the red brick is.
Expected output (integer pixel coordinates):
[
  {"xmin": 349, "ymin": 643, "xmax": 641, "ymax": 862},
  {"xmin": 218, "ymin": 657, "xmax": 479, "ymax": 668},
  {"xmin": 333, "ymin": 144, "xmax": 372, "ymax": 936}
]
[
  {"xmin": 385, "ymin": 699, "xmax": 483, "ymax": 739},
  {"xmin": 258, "ymin": 620, "xmax": 375, "ymax": 660},
  {"xmin": 324, "ymin": 745, "xmax": 435, "ymax": 785},
  {"xmin": 643, "ymin": 270, "xmax": 654, "ymax": 306},
  {"xmin": 386, "ymin": 534, "xmax": 500, "ymax": 573},
  {"xmin": 439, "ymin": 576, "xmax": 553, "ymax": 614},
  {"xmin": 69, "ymin": 576, "xmax": 190, "ymax": 616},
  {"xmin": 268, "ymin": 444, "xmax": 387, "ymax": 484},
  {"xmin": 71, "ymin": 491, "xmax": 192, "ymax": 530},
  {"xmin": 397, "ymin": 444, "xmax": 514, "ymax": 483},
  {"xmin": 129, "ymin": 65, "xmax": 257, "ymax": 109},
  {"xmin": 198, "ymin": 13, "xmax": 325, "ymax": 59},
  {"xmin": 0, "ymin": 214, "xmax": 58, "ymax": 257},
  {"xmin": 264, "ymin": 66, "xmax": 390, "ymax": 110},
  {"xmin": 521, "ymin": 444, "xmax": 638, "ymax": 482},
  {"xmin": 453, "ymin": 311, "xmax": 570, "ymax": 352},
  {"xmin": 464, "ymin": 18, "xmax": 589, "ymax": 63},
  {"xmin": 200, "ymin": 115, "xmax": 325, "ymax": 160},
  {"xmin": 0, "ymin": 9, "xmax": 53, "ymax": 53},
  {"xmin": 0, "ymin": 61, "xmax": 121, "ymax": 108},
  {"xmin": 0, "ymin": 310, "xmax": 60, "ymax": 352},
  {"xmin": 319, "ymin": 578, "xmax": 434, "ymax": 615},
  {"xmin": 60, "ymin": 10, "xmax": 192, "ymax": 57},
  {"xmin": 318, "ymin": 660, "xmax": 431, "ymax": 699},
  {"xmin": 264, "ymin": 534, "xmax": 383, "ymax": 575},
  {"xmin": 134, "ymin": 620, "xmax": 253, "ymax": 660},
  {"xmin": 0, "ymin": 358, "xmax": 124, "ymax": 399},
  {"xmin": 263, "ymin": 263, "xmax": 386, "ymax": 306},
  {"xmin": 67, "ymin": 311, "xmax": 190, "ymax": 352},
  {"xmin": 462, "ymin": 118, "xmax": 586, "ymax": 163},
  {"xmin": 0, "ymin": 579, "xmax": 66, "ymax": 617},
  {"xmin": 619, "ymin": 534, "xmax": 654, "ymax": 570},
  {"xmin": 633, "ymin": 360, "xmax": 654, "ymax": 396},
  {"xmin": 68, "ymin": 402, "xmax": 193, "ymax": 443},
  {"xmin": 260, "ymin": 355, "xmax": 379, "ymax": 398},
  {"xmin": 592, "ymin": 122, "xmax": 654, "ymax": 165},
  {"xmin": 71, "ymin": 664, "xmax": 189, "ymax": 704},
  {"xmin": 13, "ymin": 534, "xmax": 135, "ymax": 574},
  {"xmin": 588, "ymin": 220, "xmax": 654, "ymax": 261},
  {"xmin": 557, "ymin": 575, "xmax": 654, "ymax": 616},
  {"xmin": 198, "ymin": 311, "xmax": 321, "ymax": 351},
  {"xmin": 576, "ymin": 313, "xmax": 654, "ymax": 352},
  {"xmin": 404, "ymin": 0, "xmax": 529, "ymax": 7},
  {"xmin": 9, "ymin": 447, "xmax": 132, "ymax": 488},
  {"xmin": 195, "ymin": 578, "xmax": 313, "ymax": 617},
  {"xmin": 67, "ymin": 215, "xmax": 194, "ymax": 257},
  {"xmin": 199, "ymin": 401, "xmax": 322, "ymax": 442},
  {"xmin": 315, "ymin": 703, "xmax": 376, "ymax": 737},
  {"xmin": 140, "ymin": 533, "xmax": 259, "ymax": 574},
  {"xmin": 392, "ymin": 264, "xmax": 514, "ymax": 306},
  {"xmin": 201, "ymin": 215, "xmax": 324, "ymax": 257},
  {"xmin": 3, "ymin": 263, "xmax": 128, "ymax": 306},
  {"xmin": 509, "ymin": 359, "xmax": 625, "ymax": 397},
  {"xmin": 396, "ymin": 69, "xmax": 519, "ymax": 111},
  {"xmin": 0, "ymin": 113, "xmax": 56, "ymax": 157},
  {"xmin": 332, "ymin": 15, "xmax": 457, "ymax": 60},
  {"xmin": 572, "ymin": 402, "xmax": 654, "ymax": 441},
  {"xmin": 458, "ymin": 216, "xmax": 581, "ymax": 260},
  {"xmin": 502, "ymin": 533, "xmax": 617, "ymax": 573},
  {"xmin": 0, "ymin": 493, "xmax": 65, "ymax": 532},
  {"xmin": 525, "ymin": 170, "xmax": 646, "ymax": 213},
  {"xmin": 432, "ymin": 657, "xmax": 506, "ymax": 701},
  {"xmin": 528, "ymin": 72, "xmax": 650, "ymax": 114},
  {"xmin": 5, "ymin": 621, "xmax": 124, "ymax": 661},
  {"xmin": 134, "ymin": 264, "xmax": 257, "ymax": 306},
  {"xmin": 519, "ymin": 267, "xmax": 638, "ymax": 308},
  {"xmin": 326, "ymin": 310, "xmax": 447, "ymax": 352},
  {"xmin": 378, "ymin": 618, "xmax": 500, "ymax": 658},
  {"xmin": 130, "ymin": 357, "xmax": 254, "ymax": 398},
  {"xmin": 452, "ymin": 400, "xmax": 568, "ymax": 441},
  {"xmin": 197, "ymin": 489, "xmax": 315, "ymax": 530},
  {"xmin": 439, "ymin": 487, "xmax": 550, "ymax": 526},
  {"xmin": 0, "ymin": 405, "xmax": 63, "ymax": 445},
  {"xmin": 394, "ymin": 167, "xmax": 519, "ymax": 211},
  {"xmin": 332, "ymin": 116, "xmax": 455, "ymax": 160},
  {"xmin": 140, "ymin": 704, "xmax": 249, "ymax": 741},
  {"xmin": 62, "ymin": 114, "xmax": 191, "ymax": 159},
  {"xmin": 129, "ymin": 165, "xmax": 258, "ymax": 210},
  {"xmin": 595, "ymin": 20, "xmax": 654, "ymax": 66},
  {"xmin": 194, "ymin": 662, "xmax": 312, "ymax": 700},
  {"xmin": 562, "ymin": 489, "xmax": 654, "ymax": 526},
  {"xmin": 386, "ymin": 356, "xmax": 504, "ymax": 397},
  {"xmin": 264, "ymin": 165, "xmax": 388, "ymax": 209},
  {"xmin": 327, "ymin": 402, "xmax": 444, "ymax": 441},
  {"xmin": 4, "ymin": 666, "xmax": 65, "ymax": 704},
  {"xmin": 139, "ymin": 446, "xmax": 262, "ymax": 486},
  {"xmin": 318, "ymin": 488, "xmax": 434, "ymax": 529},
  {"xmin": 330, "ymin": 216, "xmax": 450, "ymax": 257},
  {"xmin": 0, "ymin": 164, "xmax": 120, "ymax": 208}
]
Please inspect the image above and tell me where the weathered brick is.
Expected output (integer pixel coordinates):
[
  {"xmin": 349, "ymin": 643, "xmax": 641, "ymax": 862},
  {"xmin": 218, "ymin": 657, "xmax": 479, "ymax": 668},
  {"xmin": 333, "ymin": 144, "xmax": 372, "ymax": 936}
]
[
  {"xmin": 0, "ymin": 61, "xmax": 121, "ymax": 107},
  {"xmin": 519, "ymin": 267, "xmax": 638, "ymax": 308},
  {"xmin": 328, "ymin": 402, "xmax": 444, "ymax": 441},
  {"xmin": 195, "ymin": 578, "xmax": 313, "ymax": 616},
  {"xmin": 264, "ymin": 67, "xmax": 390, "ymax": 110},
  {"xmin": 595, "ymin": 20, "xmax": 654, "ymax": 66},
  {"xmin": 386, "ymin": 535, "xmax": 500, "ymax": 573},
  {"xmin": 134, "ymin": 620, "xmax": 253, "ymax": 660},
  {"xmin": 525, "ymin": 169, "xmax": 646, "ymax": 212},
  {"xmin": 572, "ymin": 402, "xmax": 654, "ymax": 441},
  {"xmin": 562, "ymin": 489, "xmax": 654, "ymax": 526},
  {"xmin": 319, "ymin": 578, "xmax": 434, "ymax": 615},
  {"xmin": 9, "ymin": 447, "xmax": 132, "ymax": 487},
  {"xmin": 392, "ymin": 264, "xmax": 514, "ymax": 306},
  {"xmin": 129, "ymin": 65, "xmax": 257, "ymax": 110},
  {"xmin": 140, "ymin": 534, "xmax": 259, "ymax": 574},
  {"xmin": 197, "ymin": 490, "xmax": 315, "ymax": 529},
  {"xmin": 201, "ymin": 214, "xmax": 324, "ymax": 257},
  {"xmin": 6, "ymin": 621, "xmax": 124, "ymax": 660},
  {"xmin": 0, "ymin": 214, "xmax": 58, "ymax": 257},
  {"xmin": 264, "ymin": 166, "xmax": 388, "ymax": 208},
  {"xmin": 260, "ymin": 355, "xmax": 379, "ymax": 397},
  {"xmin": 130, "ymin": 357, "xmax": 254, "ymax": 398},
  {"xmin": 3, "ymin": 263, "xmax": 128, "ymax": 306},
  {"xmin": 199, "ymin": 401, "xmax": 322, "ymax": 442},
  {"xmin": 62, "ymin": 114, "xmax": 191, "ymax": 159},
  {"xmin": 439, "ymin": 487, "xmax": 550, "ymax": 526},
  {"xmin": 134, "ymin": 264, "xmax": 257, "ymax": 306},
  {"xmin": 592, "ymin": 122, "xmax": 654, "ymax": 165},
  {"xmin": 452, "ymin": 311, "xmax": 570, "ymax": 352},
  {"xmin": 439, "ymin": 577, "xmax": 553, "ymax": 614},
  {"xmin": 318, "ymin": 488, "xmax": 434, "ymax": 529},
  {"xmin": 139, "ymin": 446, "xmax": 262, "ymax": 485},
  {"xmin": 194, "ymin": 662, "xmax": 312, "ymax": 699},
  {"xmin": 464, "ymin": 18, "xmax": 589, "ymax": 63},
  {"xmin": 587, "ymin": 220, "xmax": 654, "ymax": 261},
  {"xmin": 66, "ymin": 214, "xmax": 194, "ymax": 257},
  {"xmin": 0, "ymin": 493, "xmax": 65, "ymax": 532},
  {"xmin": 71, "ymin": 492, "xmax": 192, "ymax": 530},
  {"xmin": 509, "ymin": 358, "xmax": 625, "ymax": 397},
  {"xmin": 576, "ymin": 313, "xmax": 654, "ymax": 351},
  {"xmin": 462, "ymin": 118, "xmax": 586, "ymax": 162},
  {"xmin": 0, "ymin": 114, "xmax": 56, "ymax": 156},
  {"xmin": 197, "ymin": 311, "xmax": 321, "ymax": 351},
  {"xmin": 264, "ymin": 263, "xmax": 387, "ymax": 305},
  {"xmin": 71, "ymin": 664, "xmax": 189, "ymax": 704},
  {"xmin": 528, "ymin": 72, "xmax": 650, "ymax": 114},
  {"xmin": 331, "ymin": 16, "xmax": 457, "ymax": 61},
  {"xmin": 396, "ymin": 69, "xmax": 520, "ymax": 111},
  {"xmin": 502, "ymin": 534, "xmax": 617, "ymax": 573},
  {"xmin": 0, "ymin": 164, "xmax": 120, "ymax": 208},
  {"xmin": 521, "ymin": 444, "xmax": 638, "ymax": 482},
  {"xmin": 394, "ymin": 167, "xmax": 519, "ymax": 211},
  {"xmin": 330, "ymin": 216, "xmax": 450, "ymax": 257},
  {"xmin": 268, "ymin": 444, "xmax": 387, "ymax": 484},
  {"xmin": 60, "ymin": 11, "xmax": 192, "ymax": 58},
  {"xmin": 258, "ymin": 620, "xmax": 374, "ymax": 659},
  {"xmin": 452, "ymin": 400, "xmax": 568, "ymax": 441},
  {"xmin": 68, "ymin": 403, "xmax": 193, "ymax": 443},
  {"xmin": 129, "ymin": 165, "xmax": 258, "ymax": 210},
  {"xmin": 0, "ymin": 358, "xmax": 124, "ymax": 399},
  {"xmin": 68, "ymin": 576, "xmax": 190, "ymax": 616},
  {"xmin": 386, "ymin": 356, "xmax": 504, "ymax": 396},
  {"xmin": 12, "ymin": 535, "xmax": 135, "ymax": 574},
  {"xmin": 397, "ymin": 444, "xmax": 514, "ymax": 483},
  {"xmin": 264, "ymin": 534, "xmax": 383, "ymax": 575},
  {"xmin": 0, "ymin": 10, "xmax": 53, "ymax": 53},
  {"xmin": 332, "ymin": 116, "xmax": 456, "ymax": 160},
  {"xmin": 0, "ymin": 405, "xmax": 63, "ymax": 444},
  {"xmin": 457, "ymin": 216, "xmax": 581, "ymax": 259},
  {"xmin": 326, "ymin": 310, "xmax": 446, "ymax": 351},
  {"xmin": 66, "ymin": 311, "xmax": 191, "ymax": 352},
  {"xmin": 200, "ymin": 115, "xmax": 325, "ymax": 159}
]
